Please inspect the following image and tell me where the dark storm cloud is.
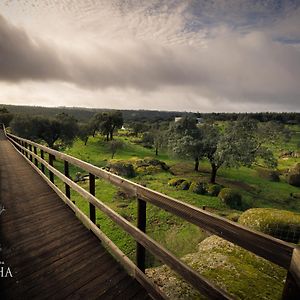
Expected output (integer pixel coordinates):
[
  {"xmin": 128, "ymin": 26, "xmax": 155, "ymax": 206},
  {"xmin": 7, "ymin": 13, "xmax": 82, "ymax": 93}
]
[
  {"xmin": 0, "ymin": 6, "xmax": 300, "ymax": 111},
  {"xmin": 0, "ymin": 14, "xmax": 69, "ymax": 82}
]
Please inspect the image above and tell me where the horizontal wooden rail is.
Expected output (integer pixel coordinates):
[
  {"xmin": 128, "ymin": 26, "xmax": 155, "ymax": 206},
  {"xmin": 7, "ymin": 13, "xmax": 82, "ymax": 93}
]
[
  {"xmin": 5, "ymin": 130, "xmax": 300, "ymax": 299},
  {"xmin": 6, "ymin": 132, "xmax": 295, "ymax": 268},
  {"xmin": 6, "ymin": 138, "xmax": 166, "ymax": 300},
  {"xmin": 7, "ymin": 134, "xmax": 232, "ymax": 300}
]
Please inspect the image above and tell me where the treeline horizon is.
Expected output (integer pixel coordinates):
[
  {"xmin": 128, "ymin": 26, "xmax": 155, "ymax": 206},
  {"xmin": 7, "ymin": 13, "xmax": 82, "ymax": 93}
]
[{"xmin": 1, "ymin": 103, "xmax": 299, "ymax": 123}]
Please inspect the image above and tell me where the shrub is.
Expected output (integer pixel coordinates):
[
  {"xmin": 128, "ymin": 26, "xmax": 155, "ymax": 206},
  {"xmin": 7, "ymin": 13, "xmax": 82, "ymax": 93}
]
[
  {"xmin": 177, "ymin": 180, "xmax": 191, "ymax": 190},
  {"xmin": 239, "ymin": 208, "xmax": 300, "ymax": 243},
  {"xmin": 168, "ymin": 178, "xmax": 186, "ymax": 187},
  {"xmin": 189, "ymin": 181, "xmax": 207, "ymax": 195},
  {"xmin": 206, "ymin": 184, "xmax": 222, "ymax": 196},
  {"xmin": 288, "ymin": 173, "xmax": 300, "ymax": 187},
  {"xmin": 219, "ymin": 188, "xmax": 242, "ymax": 209}
]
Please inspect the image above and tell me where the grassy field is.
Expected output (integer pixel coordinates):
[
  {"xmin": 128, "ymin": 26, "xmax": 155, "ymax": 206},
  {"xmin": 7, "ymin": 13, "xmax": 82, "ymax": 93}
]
[{"xmin": 50, "ymin": 125, "xmax": 300, "ymax": 268}]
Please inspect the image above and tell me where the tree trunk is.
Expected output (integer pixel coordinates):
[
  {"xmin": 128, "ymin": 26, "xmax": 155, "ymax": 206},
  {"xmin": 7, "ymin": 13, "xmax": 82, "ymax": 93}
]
[
  {"xmin": 155, "ymin": 147, "xmax": 158, "ymax": 156},
  {"xmin": 194, "ymin": 157, "xmax": 199, "ymax": 171},
  {"xmin": 106, "ymin": 133, "xmax": 109, "ymax": 141},
  {"xmin": 92, "ymin": 128, "xmax": 96, "ymax": 137},
  {"xmin": 210, "ymin": 163, "xmax": 218, "ymax": 184},
  {"xmin": 84, "ymin": 136, "xmax": 89, "ymax": 146}
]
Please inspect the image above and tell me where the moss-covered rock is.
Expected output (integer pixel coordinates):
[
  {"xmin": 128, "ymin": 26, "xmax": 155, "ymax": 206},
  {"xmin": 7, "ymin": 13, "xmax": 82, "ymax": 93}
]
[
  {"xmin": 256, "ymin": 168, "xmax": 280, "ymax": 182},
  {"xmin": 189, "ymin": 181, "xmax": 207, "ymax": 195},
  {"xmin": 288, "ymin": 163, "xmax": 300, "ymax": 187},
  {"xmin": 218, "ymin": 188, "xmax": 242, "ymax": 209},
  {"xmin": 146, "ymin": 235, "xmax": 286, "ymax": 300},
  {"xmin": 288, "ymin": 173, "xmax": 300, "ymax": 187},
  {"xmin": 106, "ymin": 161, "xmax": 135, "ymax": 177},
  {"xmin": 290, "ymin": 163, "xmax": 300, "ymax": 173},
  {"xmin": 177, "ymin": 181, "xmax": 191, "ymax": 190},
  {"xmin": 206, "ymin": 184, "xmax": 222, "ymax": 196},
  {"xmin": 238, "ymin": 208, "xmax": 300, "ymax": 244},
  {"xmin": 168, "ymin": 178, "xmax": 186, "ymax": 187},
  {"xmin": 132, "ymin": 157, "xmax": 169, "ymax": 175}
]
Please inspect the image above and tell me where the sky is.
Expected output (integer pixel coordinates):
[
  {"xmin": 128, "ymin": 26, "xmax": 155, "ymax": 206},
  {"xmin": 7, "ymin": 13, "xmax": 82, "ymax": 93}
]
[{"xmin": 0, "ymin": 0, "xmax": 300, "ymax": 112}]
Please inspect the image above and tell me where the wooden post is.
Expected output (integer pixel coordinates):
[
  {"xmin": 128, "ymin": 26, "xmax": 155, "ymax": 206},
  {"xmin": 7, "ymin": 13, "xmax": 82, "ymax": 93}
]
[
  {"xmin": 282, "ymin": 248, "xmax": 300, "ymax": 300},
  {"xmin": 89, "ymin": 173, "xmax": 96, "ymax": 223},
  {"xmin": 33, "ymin": 146, "xmax": 38, "ymax": 166},
  {"xmin": 137, "ymin": 198, "xmax": 147, "ymax": 273},
  {"xmin": 22, "ymin": 141, "xmax": 25, "ymax": 155},
  {"xmin": 49, "ymin": 154, "xmax": 54, "ymax": 183},
  {"xmin": 40, "ymin": 150, "xmax": 45, "ymax": 174},
  {"xmin": 24, "ymin": 142, "xmax": 28, "ymax": 158},
  {"xmin": 29, "ymin": 144, "xmax": 33, "ymax": 162},
  {"xmin": 64, "ymin": 160, "xmax": 71, "ymax": 201}
]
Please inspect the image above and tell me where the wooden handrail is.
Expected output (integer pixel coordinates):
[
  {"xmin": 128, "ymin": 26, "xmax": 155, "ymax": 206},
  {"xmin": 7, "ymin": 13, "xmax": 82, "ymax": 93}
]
[
  {"xmin": 7, "ymin": 133, "xmax": 232, "ymax": 299},
  {"xmin": 4, "ymin": 129, "xmax": 300, "ymax": 299}
]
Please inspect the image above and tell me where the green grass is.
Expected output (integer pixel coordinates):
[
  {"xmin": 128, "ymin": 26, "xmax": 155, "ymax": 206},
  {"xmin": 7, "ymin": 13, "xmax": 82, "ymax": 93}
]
[{"xmin": 48, "ymin": 126, "xmax": 300, "ymax": 269}]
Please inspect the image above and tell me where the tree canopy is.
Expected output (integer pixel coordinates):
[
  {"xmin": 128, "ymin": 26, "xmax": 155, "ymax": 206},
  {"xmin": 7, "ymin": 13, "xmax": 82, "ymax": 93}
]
[
  {"xmin": 0, "ymin": 107, "xmax": 14, "ymax": 127},
  {"xmin": 10, "ymin": 113, "xmax": 78, "ymax": 148}
]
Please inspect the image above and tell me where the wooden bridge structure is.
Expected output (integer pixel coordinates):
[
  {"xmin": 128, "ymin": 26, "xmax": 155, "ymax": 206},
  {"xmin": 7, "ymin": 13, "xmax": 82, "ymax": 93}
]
[{"xmin": 0, "ymin": 125, "xmax": 299, "ymax": 299}]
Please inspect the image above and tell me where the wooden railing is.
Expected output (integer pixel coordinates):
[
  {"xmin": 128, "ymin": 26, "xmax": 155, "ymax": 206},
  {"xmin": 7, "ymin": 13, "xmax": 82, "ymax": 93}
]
[{"xmin": 3, "ymin": 126, "xmax": 300, "ymax": 300}]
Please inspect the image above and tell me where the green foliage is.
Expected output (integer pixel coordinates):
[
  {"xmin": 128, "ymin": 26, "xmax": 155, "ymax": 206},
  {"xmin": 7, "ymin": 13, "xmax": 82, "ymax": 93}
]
[
  {"xmin": 0, "ymin": 107, "xmax": 13, "ymax": 127},
  {"xmin": 168, "ymin": 178, "xmax": 186, "ymax": 187},
  {"xmin": 91, "ymin": 111, "xmax": 123, "ymax": 141},
  {"xmin": 189, "ymin": 181, "xmax": 207, "ymax": 195},
  {"xmin": 10, "ymin": 113, "xmax": 78, "ymax": 148},
  {"xmin": 108, "ymin": 140, "xmax": 124, "ymax": 159},
  {"xmin": 239, "ymin": 208, "xmax": 300, "ymax": 243},
  {"xmin": 78, "ymin": 122, "xmax": 93, "ymax": 145},
  {"xmin": 177, "ymin": 180, "xmax": 191, "ymax": 190},
  {"xmin": 219, "ymin": 188, "xmax": 242, "ymax": 209},
  {"xmin": 168, "ymin": 116, "xmax": 203, "ymax": 171},
  {"xmin": 200, "ymin": 119, "xmax": 283, "ymax": 183}
]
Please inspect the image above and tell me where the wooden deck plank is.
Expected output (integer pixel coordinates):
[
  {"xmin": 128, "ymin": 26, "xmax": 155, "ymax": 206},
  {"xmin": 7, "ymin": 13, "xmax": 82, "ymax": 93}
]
[{"xmin": 0, "ymin": 130, "xmax": 151, "ymax": 300}]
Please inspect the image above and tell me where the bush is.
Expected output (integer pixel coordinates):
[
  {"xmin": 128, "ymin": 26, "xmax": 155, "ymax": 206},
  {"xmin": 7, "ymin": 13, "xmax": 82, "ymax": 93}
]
[
  {"xmin": 288, "ymin": 173, "xmax": 300, "ymax": 187},
  {"xmin": 239, "ymin": 208, "xmax": 300, "ymax": 243},
  {"xmin": 168, "ymin": 178, "xmax": 186, "ymax": 187},
  {"xmin": 189, "ymin": 181, "xmax": 207, "ymax": 195},
  {"xmin": 219, "ymin": 188, "xmax": 242, "ymax": 209},
  {"xmin": 177, "ymin": 180, "xmax": 191, "ymax": 190},
  {"xmin": 206, "ymin": 184, "xmax": 222, "ymax": 196}
]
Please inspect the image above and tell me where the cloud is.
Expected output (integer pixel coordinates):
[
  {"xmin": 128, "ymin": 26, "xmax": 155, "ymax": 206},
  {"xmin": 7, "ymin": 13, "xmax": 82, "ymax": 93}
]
[
  {"xmin": 0, "ymin": 14, "xmax": 69, "ymax": 82},
  {"xmin": 0, "ymin": 0, "xmax": 300, "ymax": 112}
]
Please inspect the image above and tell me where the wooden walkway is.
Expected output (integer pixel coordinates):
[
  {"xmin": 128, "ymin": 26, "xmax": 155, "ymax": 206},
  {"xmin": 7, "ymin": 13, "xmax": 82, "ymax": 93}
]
[{"xmin": 0, "ymin": 130, "xmax": 151, "ymax": 299}]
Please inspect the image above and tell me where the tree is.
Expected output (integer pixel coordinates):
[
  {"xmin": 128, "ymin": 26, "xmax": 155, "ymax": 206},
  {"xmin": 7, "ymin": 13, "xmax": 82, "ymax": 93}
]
[
  {"xmin": 91, "ymin": 111, "xmax": 123, "ymax": 141},
  {"xmin": 202, "ymin": 119, "xmax": 281, "ymax": 183},
  {"xmin": 11, "ymin": 114, "xmax": 78, "ymax": 148},
  {"xmin": 55, "ymin": 113, "xmax": 78, "ymax": 147},
  {"xmin": 141, "ymin": 130, "xmax": 164, "ymax": 156},
  {"xmin": 78, "ymin": 123, "xmax": 93, "ymax": 145},
  {"xmin": 129, "ymin": 121, "xmax": 149, "ymax": 137},
  {"xmin": 0, "ymin": 107, "xmax": 14, "ymax": 127},
  {"xmin": 109, "ymin": 140, "xmax": 124, "ymax": 159},
  {"xmin": 168, "ymin": 116, "xmax": 203, "ymax": 171}
]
